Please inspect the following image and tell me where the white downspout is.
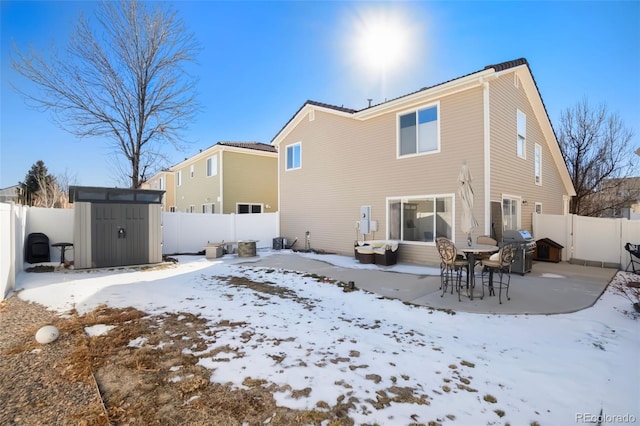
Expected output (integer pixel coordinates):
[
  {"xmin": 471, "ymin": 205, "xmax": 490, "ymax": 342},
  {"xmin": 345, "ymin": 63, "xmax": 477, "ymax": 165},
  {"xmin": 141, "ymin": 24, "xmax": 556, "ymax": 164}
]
[
  {"xmin": 483, "ymin": 79, "xmax": 492, "ymax": 236},
  {"xmin": 219, "ymin": 152, "xmax": 224, "ymax": 213}
]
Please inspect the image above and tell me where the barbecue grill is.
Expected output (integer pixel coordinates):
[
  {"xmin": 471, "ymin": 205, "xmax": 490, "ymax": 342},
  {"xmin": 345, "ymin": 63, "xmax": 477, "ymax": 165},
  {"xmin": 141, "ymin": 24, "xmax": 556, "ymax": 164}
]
[{"xmin": 503, "ymin": 229, "xmax": 536, "ymax": 275}]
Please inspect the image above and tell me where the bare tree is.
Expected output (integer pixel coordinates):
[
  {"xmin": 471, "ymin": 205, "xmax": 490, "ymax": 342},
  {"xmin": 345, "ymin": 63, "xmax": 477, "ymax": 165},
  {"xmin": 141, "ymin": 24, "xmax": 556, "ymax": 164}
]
[
  {"xmin": 11, "ymin": 0, "xmax": 200, "ymax": 188},
  {"xmin": 557, "ymin": 99, "xmax": 637, "ymax": 217}
]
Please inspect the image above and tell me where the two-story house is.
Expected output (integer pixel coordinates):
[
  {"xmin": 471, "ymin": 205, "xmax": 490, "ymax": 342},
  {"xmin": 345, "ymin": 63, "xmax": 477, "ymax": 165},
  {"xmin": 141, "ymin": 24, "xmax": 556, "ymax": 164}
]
[
  {"xmin": 160, "ymin": 141, "xmax": 277, "ymax": 214},
  {"xmin": 271, "ymin": 58, "xmax": 576, "ymax": 265}
]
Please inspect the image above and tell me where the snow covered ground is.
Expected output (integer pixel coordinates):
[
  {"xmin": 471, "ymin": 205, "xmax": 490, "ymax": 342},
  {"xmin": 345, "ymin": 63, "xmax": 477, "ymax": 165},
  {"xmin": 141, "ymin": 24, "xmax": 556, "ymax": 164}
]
[{"xmin": 15, "ymin": 251, "xmax": 639, "ymax": 425}]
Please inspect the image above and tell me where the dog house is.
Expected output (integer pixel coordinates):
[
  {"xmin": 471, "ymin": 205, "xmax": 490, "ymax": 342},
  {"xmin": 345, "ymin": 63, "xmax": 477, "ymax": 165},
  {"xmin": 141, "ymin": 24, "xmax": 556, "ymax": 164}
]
[
  {"xmin": 534, "ymin": 238, "xmax": 564, "ymax": 263},
  {"xmin": 69, "ymin": 186, "xmax": 164, "ymax": 269}
]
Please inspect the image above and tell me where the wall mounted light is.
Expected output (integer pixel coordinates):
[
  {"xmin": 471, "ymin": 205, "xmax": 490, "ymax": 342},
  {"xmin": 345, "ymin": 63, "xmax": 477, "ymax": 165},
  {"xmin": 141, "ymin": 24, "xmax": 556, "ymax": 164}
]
[{"xmin": 522, "ymin": 200, "xmax": 529, "ymax": 206}]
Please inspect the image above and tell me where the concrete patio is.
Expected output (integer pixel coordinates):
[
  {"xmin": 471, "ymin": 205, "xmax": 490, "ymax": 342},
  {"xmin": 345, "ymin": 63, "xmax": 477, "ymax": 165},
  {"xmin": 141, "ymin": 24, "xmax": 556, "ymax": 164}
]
[{"xmin": 240, "ymin": 252, "xmax": 618, "ymax": 315}]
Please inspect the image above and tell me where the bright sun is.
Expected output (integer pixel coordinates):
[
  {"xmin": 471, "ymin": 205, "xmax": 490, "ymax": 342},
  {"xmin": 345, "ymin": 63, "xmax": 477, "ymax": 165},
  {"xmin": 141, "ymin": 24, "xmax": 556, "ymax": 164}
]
[{"xmin": 352, "ymin": 10, "xmax": 412, "ymax": 75}]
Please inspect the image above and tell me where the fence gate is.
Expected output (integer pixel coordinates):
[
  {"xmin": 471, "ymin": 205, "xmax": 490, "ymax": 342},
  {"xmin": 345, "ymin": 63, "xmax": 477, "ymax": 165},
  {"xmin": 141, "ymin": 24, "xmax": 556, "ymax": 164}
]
[{"xmin": 92, "ymin": 203, "xmax": 149, "ymax": 268}]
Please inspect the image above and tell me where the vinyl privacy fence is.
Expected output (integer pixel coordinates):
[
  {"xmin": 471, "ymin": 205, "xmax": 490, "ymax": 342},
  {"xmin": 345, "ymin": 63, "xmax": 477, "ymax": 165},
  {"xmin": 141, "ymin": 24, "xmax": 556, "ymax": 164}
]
[
  {"xmin": 1, "ymin": 205, "xmax": 279, "ymax": 299},
  {"xmin": 2, "ymin": 204, "xmax": 640, "ymax": 299}
]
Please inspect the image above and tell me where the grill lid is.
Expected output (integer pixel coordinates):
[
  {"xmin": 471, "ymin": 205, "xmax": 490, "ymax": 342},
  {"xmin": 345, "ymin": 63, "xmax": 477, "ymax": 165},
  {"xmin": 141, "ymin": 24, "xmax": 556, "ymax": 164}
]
[{"xmin": 503, "ymin": 229, "xmax": 534, "ymax": 242}]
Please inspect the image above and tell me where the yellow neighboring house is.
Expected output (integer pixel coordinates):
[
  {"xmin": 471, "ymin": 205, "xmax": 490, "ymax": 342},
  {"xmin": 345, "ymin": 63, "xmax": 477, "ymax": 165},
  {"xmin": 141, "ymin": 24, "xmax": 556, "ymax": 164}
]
[
  {"xmin": 142, "ymin": 170, "xmax": 175, "ymax": 212},
  {"xmin": 146, "ymin": 142, "xmax": 277, "ymax": 214}
]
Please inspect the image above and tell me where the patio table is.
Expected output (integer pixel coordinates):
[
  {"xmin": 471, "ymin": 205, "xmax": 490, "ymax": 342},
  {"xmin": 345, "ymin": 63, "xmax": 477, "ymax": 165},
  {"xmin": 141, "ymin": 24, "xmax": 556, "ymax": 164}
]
[
  {"xmin": 457, "ymin": 243, "xmax": 498, "ymax": 300},
  {"xmin": 51, "ymin": 242, "xmax": 73, "ymax": 265}
]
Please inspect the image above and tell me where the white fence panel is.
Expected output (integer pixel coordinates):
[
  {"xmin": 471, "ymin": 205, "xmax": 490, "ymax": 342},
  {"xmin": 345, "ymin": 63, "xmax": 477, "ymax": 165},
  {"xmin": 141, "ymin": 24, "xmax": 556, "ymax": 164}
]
[
  {"xmin": 532, "ymin": 213, "xmax": 571, "ymax": 261},
  {"xmin": 1, "ymin": 204, "xmax": 14, "ymax": 298},
  {"xmin": 1, "ymin": 203, "xmax": 27, "ymax": 299},
  {"xmin": 26, "ymin": 207, "xmax": 75, "ymax": 261},
  {"xmin": 234, "ymin": 213, "xmax": 279, "ymax": 249},
  {"xmin": 161, "ymin": 212, "xmax": 279, "ymax": 254},
  {"xmin": 572, "ymin": 215, "xmax": 621, "ymax": 266}
]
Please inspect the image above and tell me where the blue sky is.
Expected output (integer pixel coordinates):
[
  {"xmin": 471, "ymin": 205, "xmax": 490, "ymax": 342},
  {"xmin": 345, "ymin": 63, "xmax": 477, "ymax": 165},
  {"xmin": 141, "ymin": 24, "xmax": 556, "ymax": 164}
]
[{"xmin": 1, "ymin": 1, "xmax": 639, "ymax": 188}]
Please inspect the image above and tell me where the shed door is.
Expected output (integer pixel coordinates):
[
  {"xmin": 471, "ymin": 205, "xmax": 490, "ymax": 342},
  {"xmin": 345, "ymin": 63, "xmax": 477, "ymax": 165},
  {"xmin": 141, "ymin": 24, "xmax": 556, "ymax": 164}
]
[{"xmin": 92, "ymin": 203, "xmax": 149, "ymax": 268}]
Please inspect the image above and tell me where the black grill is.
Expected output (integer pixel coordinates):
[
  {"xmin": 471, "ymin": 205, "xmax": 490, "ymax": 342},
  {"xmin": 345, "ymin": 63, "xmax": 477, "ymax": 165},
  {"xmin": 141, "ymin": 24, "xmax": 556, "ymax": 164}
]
[{"xmin": 503, "ymin": 230, "xmax": 536, "ymax": 275}]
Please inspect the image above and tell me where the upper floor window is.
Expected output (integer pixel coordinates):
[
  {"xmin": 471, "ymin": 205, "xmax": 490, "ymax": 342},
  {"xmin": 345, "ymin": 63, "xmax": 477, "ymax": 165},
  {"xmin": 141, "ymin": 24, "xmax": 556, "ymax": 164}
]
[
  {"xmin": 207, "ymin": 155, "xmax": 218, "ymax": 177},
  {"xmin": 398, "ymin": 104, "xmax": 439, "ymax": 157},
  {"xmin": 177, "ymin": 170, "xmax": 182, "ymax": 186},
  {"xmin": 286, "ymin": 142, "xmax": 301, "ymax": 170},
  {"xmin": 517, "ymin": 110, "xmax": 526, "ymax": 158},
  {"xmin": 190, "ymin": 164, "xmax": 195, "ymax": 178},
  {"xmin": 159, "ymin": 177, "xmax": 165, "ymax": 190},
  {"xmin": 534, "ymin": 144, "xmax": 542, "ymax": 184}
]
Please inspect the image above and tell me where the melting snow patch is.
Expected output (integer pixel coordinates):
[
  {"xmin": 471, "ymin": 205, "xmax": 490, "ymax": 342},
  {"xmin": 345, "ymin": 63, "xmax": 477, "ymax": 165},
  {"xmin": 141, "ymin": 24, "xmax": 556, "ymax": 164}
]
[
  {"xmin": 128, "ymin": 336, "xmax": 149, "ymax": 348},
  {"xmin": 85, "ymin": 324, "xmax": 116, "ymax": 337}
]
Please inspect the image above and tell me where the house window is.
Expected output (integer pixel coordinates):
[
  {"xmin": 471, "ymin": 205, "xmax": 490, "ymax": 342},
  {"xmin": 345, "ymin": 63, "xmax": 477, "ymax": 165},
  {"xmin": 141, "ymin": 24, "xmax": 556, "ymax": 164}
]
[
  {"xmin": 237, "ymin": 203, "xmax": 262, "ymax": 214},
  {"xmin": 534, "ymin": 144, "xmax": 542, "ymax": 184},
  {"xmin": 177, "ymin": 171, "xmax": 182, "ymax": 186},
  {"xmin": 190, "ymin": 164, "xmax": 194, "ymax": 178},
  {"xmin": 535, "ymin": 203, "xmax": 542, "ymax": 214},
  {"xmin": 189, "ymin": 205, "xmax": 195, "ymax": 213},
  {"xmin": 398, "ymin": 104, "xmax": 439, "ymax": 157},
  {"xmin": 388, "ymin": 195, "xmax": 453, "ymax": 242},
  {"xmin": 169, "ymin": 206, "xmax": 176, "ymax": 212},
  {"xmin": 286, "ymin": 142, "xmax": 301, "ymax": 170},
  {"xmin": 202, "ymin": 203, "xmax": 215, "ymax": 214},
  {"xmin": 159, "ymin": 177, "xmax": 165, "ymax": 190},
  {"xmin": 517, "ymin": 110, "xmax": 526, "ymax": 158},
  {"xmin": 502, "ymin": 196, "xmax": 521, "ymax": 231},
  {"xmin": 207, "ymin": 155, "xmax": 217, "ymax": 177}
]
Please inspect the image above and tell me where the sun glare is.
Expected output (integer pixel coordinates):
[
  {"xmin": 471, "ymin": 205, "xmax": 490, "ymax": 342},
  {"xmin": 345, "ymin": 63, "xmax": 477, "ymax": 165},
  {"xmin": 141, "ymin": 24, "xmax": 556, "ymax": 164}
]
[{"xmin": 352, "ymin": 10, "xmax": 412, "ymax": 75}]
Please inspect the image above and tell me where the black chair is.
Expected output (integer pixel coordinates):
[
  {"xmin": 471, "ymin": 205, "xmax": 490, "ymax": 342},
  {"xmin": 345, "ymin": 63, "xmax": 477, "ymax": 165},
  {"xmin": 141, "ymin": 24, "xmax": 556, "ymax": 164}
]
[
  {"xmin": 481, "ymin": 243, "xmax": 516, "ymax": 304},
  {"xmin": 625, "ymin": 243, "xmax": 640, "ymax": 274},
  {"xmin": 436, "ymin": 237, "xmax": 468, "ymax": 302}
]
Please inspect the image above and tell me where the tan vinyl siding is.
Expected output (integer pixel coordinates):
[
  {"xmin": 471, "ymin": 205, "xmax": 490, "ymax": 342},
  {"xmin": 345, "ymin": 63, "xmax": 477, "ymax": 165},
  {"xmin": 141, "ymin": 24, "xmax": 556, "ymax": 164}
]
[
  {"xmin": 280, "ymin": 88, "xmax": 485, "ymax": 266},
  {"xmin": 489, "ymin": 72, "xmax": 567, "ymax": 231},
  {"xmin": 222, "ymin": 151, "xmax": 277, "ymax": 214}
]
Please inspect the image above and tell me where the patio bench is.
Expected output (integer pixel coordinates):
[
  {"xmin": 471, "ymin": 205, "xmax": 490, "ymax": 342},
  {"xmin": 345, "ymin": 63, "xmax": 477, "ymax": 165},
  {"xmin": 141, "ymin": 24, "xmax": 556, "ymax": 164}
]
[{"xmin": 354, "ymin": 240, "xmax": 399, "ymax": 266}]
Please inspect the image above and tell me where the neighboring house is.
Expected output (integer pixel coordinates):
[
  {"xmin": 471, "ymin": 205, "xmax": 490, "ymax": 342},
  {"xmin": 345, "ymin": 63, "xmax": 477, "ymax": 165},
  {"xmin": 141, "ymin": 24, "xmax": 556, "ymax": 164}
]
[
  {"xmin": 141, "ymin": 170, "xmax": 175, "ymax": 212},
  {"xmin": 598, "ymin": 177, "xmax": 640, "ymax": 220},
  {"xmin": 166, "ymin": 142, "xmax": 278, "ymax": 214},
  {"xmin": 272, "ymin": 58, "xmax": 576, "ymax": 265},
  {"xmin": 0, "ymin": 185, "xmax": 21, "ymax": 204}
]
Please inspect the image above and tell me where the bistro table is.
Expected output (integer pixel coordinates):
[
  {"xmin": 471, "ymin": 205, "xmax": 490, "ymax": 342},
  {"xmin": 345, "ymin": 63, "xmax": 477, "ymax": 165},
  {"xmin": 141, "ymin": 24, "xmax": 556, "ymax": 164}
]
[
  {"xmin": 457, "ymin": 243, "xmax": 499, "ymax": 300},
  {"xmin": 51, "ymin": 242, "xmax": 73, "ymax": 265}
]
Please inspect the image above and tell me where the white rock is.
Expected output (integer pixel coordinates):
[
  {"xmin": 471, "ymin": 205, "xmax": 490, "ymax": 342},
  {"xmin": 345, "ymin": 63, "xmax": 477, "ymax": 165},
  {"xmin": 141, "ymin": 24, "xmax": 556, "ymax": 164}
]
[{"xmin": 35, "ymin": 325, "xmax": 59, "ymax": 344}]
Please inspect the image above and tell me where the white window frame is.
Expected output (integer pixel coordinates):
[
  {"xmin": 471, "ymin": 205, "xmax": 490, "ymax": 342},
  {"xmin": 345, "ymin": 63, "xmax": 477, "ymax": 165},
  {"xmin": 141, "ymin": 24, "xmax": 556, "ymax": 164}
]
[
  {"xmin": 397, "ymin": 102, "xmax": 441, "ymax": 158},
  {"xmin": 386, "ymin": 194, "xmax": 454, "ymax": 244},
  {"xmin": 177, "ymin": 170, "xmax": 182, "ymax": 186},
  {"xmin": 188, "ymin": 205, "xmax": 195, "ymax": 213},
  {"xmin": 201, "ymin": 203, "xmax": 215, "ymax": 214},
  {"xmin": 502, "ymin": 195, "xmax": 522, "ymax": 231},
  {"xmin": 159, "ymin": 177, "xmax": 165, "ymax": 190},
  {"xmin": 535, "ymin": 202, "xmax": 542, "ymax": 214},
  {"xmin": 236, "ymin": 203, "xmax": 263, "ymax": 214},
  {"xmin": 534, "ymin": 143, "xmax": 542, "ymax": 185},
  {"xmin": 206, "ymin": 155, "xmax": 218, "ymax": 177},
  {"xmin": 285, "ymin": 142, "xmax": 302, "ymax": 171},
  {"xmin": 169, "ymin": 206, "xmax": 176, "ymax": 212},
  {"xmin": 190, "ymin": 164, "xmax": 195, "ymax": 178},
  {"xmin": 517, "ymin": 109, "xmax": 526, "ymax": 159}
]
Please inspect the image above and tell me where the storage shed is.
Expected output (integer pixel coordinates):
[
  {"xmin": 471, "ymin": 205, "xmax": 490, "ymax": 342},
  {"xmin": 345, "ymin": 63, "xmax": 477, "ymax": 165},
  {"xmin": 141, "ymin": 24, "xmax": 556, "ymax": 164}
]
[
  {"xmin": 69, "ymin": 186, "xmax": 164, "ymax": 269},
  {"xmin": 534, "ymin": 238, "xmax": 564, "ymax": 263}
]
